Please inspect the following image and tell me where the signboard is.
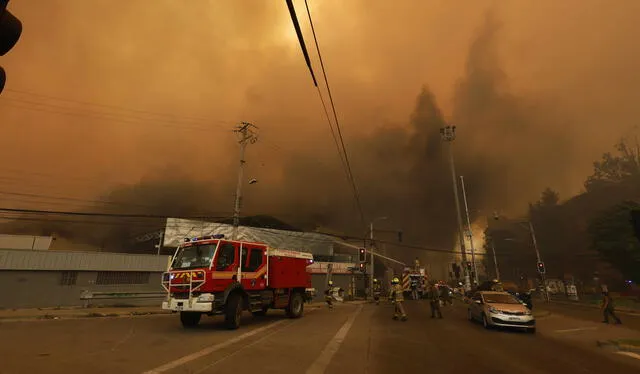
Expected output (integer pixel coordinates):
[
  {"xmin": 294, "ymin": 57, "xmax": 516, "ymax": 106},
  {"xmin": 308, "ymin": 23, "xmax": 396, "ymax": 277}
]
[{"xmin": 307, "ymin": 262, "xmax": 356, "ymax": 274}]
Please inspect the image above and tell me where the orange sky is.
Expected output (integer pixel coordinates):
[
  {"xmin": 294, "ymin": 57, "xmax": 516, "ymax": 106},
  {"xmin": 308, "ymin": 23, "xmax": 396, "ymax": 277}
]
[{"xmin": 1, "ymin": 1, "xmax": 639, "ymax": 263}]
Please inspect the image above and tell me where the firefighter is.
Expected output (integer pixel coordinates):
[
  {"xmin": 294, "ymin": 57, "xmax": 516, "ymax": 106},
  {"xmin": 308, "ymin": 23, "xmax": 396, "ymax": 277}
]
[
  {"xmin": 389, "ymin": 277, "xmax": 407, "ymax": 321},
  {"xmin": 373, "ymin": 279, "xmax": 382, "ymax": 305},
  {"xmin": 410, "ymin": 277, "xmax": 419, "ymax": 300},
  {"xmin": 429, "ymin": 282, "xmax": 443, "ymax": 318},
  {"xmin": 325, "ymin": 280, "xmax": 335, "ymax": 310}
]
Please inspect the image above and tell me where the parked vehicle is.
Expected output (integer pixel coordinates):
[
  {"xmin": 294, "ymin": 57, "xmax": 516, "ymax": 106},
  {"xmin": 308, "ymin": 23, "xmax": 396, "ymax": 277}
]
[{"xmin": 161, "ymin": 234, "xmax": 314, "ymax": 329}]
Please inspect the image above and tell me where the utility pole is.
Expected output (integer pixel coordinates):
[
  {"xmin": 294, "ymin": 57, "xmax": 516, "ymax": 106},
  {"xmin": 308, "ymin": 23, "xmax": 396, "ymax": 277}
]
[
  {"xmin": 489, "ymin": 236, "xmax": 500, "ymax": 281},
  {"xmin": 369, "ymin": 222, "xmax": 374, "ymax": 300},
  {"xmin": 155, "ymin": 231, "xmax": 164, "ymax": 256},
  {"xmin": 440, "ymin": 125, "xmax": 471, "ymax": 291},
  {"xmin": 528, "ymin": 221, "xmax": 549, "ymax": 302},
  {"xmin": 460, "ymin": 175, "xmax": 479, "ymax": 285},
  {"xmin": 232, "ymin": 122, "xmax": 258, "ymax": 240}
]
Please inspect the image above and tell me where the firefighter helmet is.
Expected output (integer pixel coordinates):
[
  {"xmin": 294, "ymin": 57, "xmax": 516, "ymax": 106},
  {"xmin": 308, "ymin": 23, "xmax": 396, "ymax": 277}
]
[
  {"xmin": 373, "ymin": 279, "xmax": 378, "ymax": 283},
  {"xmin": 328, "ymin": 280, "xmax": 333, "ymax": 286},
  {"xmin": 392, "ymin": 277, "xmax": 400, "ymax": 284}
]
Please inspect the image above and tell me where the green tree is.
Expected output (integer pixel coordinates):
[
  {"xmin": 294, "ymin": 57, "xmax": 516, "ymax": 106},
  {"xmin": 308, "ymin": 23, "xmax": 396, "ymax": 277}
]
[
  {"xmin": 585, "ymin": 139, "xmax": 640, "ymax": 192},
  {"xmin": 587, "ymin": 200, "xmax": 640, "ymax": 283}
]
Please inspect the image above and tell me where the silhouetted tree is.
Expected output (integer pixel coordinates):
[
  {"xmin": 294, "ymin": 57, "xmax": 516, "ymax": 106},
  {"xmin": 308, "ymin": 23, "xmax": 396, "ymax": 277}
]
[
  {"xmin": 585, "ymin": 139, "xmax": 640, "ymax": 192},
  {"xmin": 587, "ymin": 200, "xmax": 640, "ymax": 283}
]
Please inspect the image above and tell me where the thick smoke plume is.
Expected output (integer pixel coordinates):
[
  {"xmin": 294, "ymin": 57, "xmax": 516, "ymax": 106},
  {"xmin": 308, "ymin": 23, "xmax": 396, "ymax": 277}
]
[
  {"xmin": 2, "ymin": 2, "xmax": 639, "ymax": 279},
  {"xmin": 1, "ymin": 14, "xmax": 570, "ymax": 269}
]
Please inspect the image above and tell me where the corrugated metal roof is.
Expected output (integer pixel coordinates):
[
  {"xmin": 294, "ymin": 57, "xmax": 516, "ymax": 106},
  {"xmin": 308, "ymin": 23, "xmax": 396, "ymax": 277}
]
[
  {"xmin": 0, "ymin": 249, "xmax": 170, "ymax": 271},
  {"xmin": 164, "ymin": 218, "xmax": 342, "ymax": 255}
]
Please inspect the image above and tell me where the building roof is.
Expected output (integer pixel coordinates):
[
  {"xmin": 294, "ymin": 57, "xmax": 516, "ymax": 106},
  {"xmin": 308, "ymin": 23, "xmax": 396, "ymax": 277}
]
[{"xmin": 164, "ymin": 218, "xmax": 345, "ymax": 256}]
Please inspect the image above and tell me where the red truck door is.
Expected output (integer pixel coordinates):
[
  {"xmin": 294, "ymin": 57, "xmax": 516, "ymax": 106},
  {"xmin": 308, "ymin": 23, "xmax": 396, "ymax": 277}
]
[
  {"xmin": 211, "ymin": 241, "xmax": 239, "ymax": 287},
  {"xmin": 240, "ymin": 244, "xmax": 267, "ymax": 291}
]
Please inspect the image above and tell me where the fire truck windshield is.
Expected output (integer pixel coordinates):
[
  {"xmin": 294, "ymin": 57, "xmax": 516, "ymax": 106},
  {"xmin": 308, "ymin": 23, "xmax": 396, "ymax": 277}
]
[{"xmin": 171, "ymin": 243, "xmax": 217, "ymax": 270}]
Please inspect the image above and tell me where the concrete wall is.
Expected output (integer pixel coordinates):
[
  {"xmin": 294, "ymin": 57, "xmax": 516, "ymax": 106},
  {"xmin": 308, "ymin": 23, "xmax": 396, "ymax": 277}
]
[{"xmin": 0, "ymin": 270, "xmax": 165, "ymax": 309}]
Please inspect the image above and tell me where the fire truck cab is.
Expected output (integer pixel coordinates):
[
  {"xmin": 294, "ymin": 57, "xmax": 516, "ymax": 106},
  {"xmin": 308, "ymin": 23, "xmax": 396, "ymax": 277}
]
[{"xmin": 161, "ymin": 234, "xmax": 314, "ymax": 329}]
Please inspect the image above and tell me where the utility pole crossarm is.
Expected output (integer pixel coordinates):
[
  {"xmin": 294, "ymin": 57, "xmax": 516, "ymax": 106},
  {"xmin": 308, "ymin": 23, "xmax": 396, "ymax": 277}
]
[{"xmin": 232, "ymin": 122, "xmax": 258, "ymax": 240}]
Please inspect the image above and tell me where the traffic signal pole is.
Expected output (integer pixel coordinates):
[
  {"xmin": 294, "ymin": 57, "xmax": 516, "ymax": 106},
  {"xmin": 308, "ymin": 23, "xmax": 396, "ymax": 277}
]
[{"xmin": 528, "ymin": 221, "xmax": 549, "ymax": 302}]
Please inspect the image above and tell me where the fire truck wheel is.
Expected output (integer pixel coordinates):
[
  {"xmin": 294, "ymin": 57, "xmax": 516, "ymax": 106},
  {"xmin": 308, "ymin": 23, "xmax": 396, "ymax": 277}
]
[
  {"xmin": 225, "ymin": 293, "xmax": 243, "ymax": 330},
  {"xmin": 286, "ymin": 292, "xmax": 304, "ymax": 319},
  {"xmin": 180, "ymin": 312, "xmax": 201, "ymax": 328}
]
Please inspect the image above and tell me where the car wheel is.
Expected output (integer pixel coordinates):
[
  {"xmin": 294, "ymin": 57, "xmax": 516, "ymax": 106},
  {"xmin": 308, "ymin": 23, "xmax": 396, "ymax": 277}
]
[{"xmin": 482, "ymin": 313, "xmax": 491, "ymax": 329}]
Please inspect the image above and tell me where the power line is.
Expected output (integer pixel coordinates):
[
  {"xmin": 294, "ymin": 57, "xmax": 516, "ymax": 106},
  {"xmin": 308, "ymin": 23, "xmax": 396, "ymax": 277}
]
[
  {"xmin": 0, "ymin": 207, "xmax": 231, "ymax": 220},
  {"xmin": 303, "ymin": 0, "xmax": 365, "ymax": 228},
  {"xmin": 286, "ymin": 0, "xmax": 365, "ymax": 228}
]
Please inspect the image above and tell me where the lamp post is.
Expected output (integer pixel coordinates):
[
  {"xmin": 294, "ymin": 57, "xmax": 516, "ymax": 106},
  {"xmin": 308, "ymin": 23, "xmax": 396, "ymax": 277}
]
[
  {"xmin": 498, "ymin": 215, "xmax": 550, "ymax": 302},
  {"xmin": 370, "ymin": 216, "xmax": 388, "ymax": 299},
  {"xmin": 440, "ymin": 125, "xmax": 471, "ymax": 291}
]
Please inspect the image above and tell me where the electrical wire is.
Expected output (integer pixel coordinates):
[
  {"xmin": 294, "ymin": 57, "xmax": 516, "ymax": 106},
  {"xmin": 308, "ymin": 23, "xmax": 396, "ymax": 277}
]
[{"xmin": 286, "ymin": 0, "xmax": 366, "ymax": 229}]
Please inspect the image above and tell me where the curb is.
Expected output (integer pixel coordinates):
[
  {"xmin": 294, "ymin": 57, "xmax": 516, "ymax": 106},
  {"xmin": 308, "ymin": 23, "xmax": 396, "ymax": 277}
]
[
  {"xmin": 0, "ymin": 310, "xmax": 172, "ymax": 322},
  {"xmin": 549, "ymin": 300, "xmax": 640, "ymax": 315},
  {"xmin": 597, "ymin": 340, "xmax": 640, "ymax": 354}
]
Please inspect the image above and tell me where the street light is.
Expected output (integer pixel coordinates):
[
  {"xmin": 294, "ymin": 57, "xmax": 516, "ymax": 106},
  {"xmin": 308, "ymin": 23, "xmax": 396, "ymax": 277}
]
[
  {"xmin": 497, "ymin": 217, "xmax": 549, "ymax": 302},
  {"xmin": 485, "ymin": 235, "xmax": 501, "ymax": 282},
  {"xmin": 369, "ymin": 216, "xmax": 388, "ymax": 299},
  {"xmin": 440, "ymin": 125, "xmax": 471, "ymax": 291}
]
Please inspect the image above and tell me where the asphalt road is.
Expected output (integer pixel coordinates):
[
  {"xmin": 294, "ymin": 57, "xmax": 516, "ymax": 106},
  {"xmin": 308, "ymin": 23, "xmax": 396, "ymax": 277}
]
[{"xmin": 1, "ymin": 301, "xmax": 639, "ymax": 374}]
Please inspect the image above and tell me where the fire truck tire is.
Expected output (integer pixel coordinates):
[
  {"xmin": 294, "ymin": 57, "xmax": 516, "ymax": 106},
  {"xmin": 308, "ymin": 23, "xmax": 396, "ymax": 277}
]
[
  {"xmin": 225, "ymin": 293, "xmax": 243, "ymax": 329},
  {"xmin": 286, "ymin": 292, "xmax": 304, "ymax": 319},
  {"xmin": 180, "ymin": 312, "xmax": 201, "ymax": 328}
]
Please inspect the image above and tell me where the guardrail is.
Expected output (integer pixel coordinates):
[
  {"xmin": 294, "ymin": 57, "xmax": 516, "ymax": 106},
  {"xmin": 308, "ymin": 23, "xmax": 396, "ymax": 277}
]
[{"xmin": 80, "ymin": 290, "xmax": 166, "ymax": 308}]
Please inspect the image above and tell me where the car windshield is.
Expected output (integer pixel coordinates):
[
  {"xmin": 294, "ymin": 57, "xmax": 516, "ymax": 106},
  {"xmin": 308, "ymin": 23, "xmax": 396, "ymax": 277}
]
[
  {"xmin": 483, "ymin": 293, "xmax": 522, "ymax": 304},
  {"xmin": 171, "ymin": 243, "xmax": 217, "ymax": 270}
]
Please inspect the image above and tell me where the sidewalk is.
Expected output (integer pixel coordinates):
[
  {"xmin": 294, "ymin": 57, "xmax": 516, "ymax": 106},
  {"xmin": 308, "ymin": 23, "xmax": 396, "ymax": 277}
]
[
  {"xmin": 0, "ymin": 305, "xmax": 171, "ymax": 322},
  {"xmin": 547, "ymin": 295, "xmax": 640, "ymax": 314},
  {"xmin": 539, "ymin": 310, "xmax": 640, "ymax": 354}
]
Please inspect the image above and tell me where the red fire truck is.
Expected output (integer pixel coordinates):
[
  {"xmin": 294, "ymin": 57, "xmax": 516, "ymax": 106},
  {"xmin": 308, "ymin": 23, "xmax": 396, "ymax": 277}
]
[{"xmin": 161, "ymin": 234, "xmax": 315, "ymax": 329}]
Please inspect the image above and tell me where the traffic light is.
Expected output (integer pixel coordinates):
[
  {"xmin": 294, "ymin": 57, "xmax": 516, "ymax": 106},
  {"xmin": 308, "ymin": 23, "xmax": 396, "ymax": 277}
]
[
  {"xmin": 537, "ymin": 262, "xmax": 546, "ymax": 274},
  {"xmin": 359, "ymin": 262, "xmax": 365, "ymax": 272},
  {"xmin": 358, "ymin": 248, "xmax": 366, "ymax": 262},
  {"xmin": 0, "ymin": 0, "xmax": 22, "ymax": 95}
]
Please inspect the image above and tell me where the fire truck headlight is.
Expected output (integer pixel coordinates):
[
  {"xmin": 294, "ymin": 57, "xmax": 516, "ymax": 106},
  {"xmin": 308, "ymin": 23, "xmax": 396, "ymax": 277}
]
[{"xmin": 197, "ymin": 293, "xmax": 214, "ymax": 303}]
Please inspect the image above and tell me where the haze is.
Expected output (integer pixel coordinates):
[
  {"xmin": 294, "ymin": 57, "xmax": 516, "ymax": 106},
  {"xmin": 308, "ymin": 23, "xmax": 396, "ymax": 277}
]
[{"xmin": 1, "ymin": 0, "xmax": 639, "ymax": 267}]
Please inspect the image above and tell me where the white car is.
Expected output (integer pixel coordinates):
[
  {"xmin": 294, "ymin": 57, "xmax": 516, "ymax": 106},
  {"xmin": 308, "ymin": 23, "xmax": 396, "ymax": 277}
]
[{"xmin": 468, "ymin": 291, "xmax": 536, "ymax": 333}]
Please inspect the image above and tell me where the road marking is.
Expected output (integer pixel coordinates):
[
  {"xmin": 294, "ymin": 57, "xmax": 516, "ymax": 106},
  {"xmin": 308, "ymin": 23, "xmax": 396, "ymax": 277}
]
[
  {"xmin": 305, "ymin": 304, "xmax": 363, "ymax": 374},
  {"xmin": 141, "ymin": 320, "xmax": 287, "ymax": 374},
  {"xmin": 554, "ymin": 327, "xmax": 598, "ymax": 333},
  {"xmin": 617, "ymin": 351, "xmax": 640, "ymax": 360}
]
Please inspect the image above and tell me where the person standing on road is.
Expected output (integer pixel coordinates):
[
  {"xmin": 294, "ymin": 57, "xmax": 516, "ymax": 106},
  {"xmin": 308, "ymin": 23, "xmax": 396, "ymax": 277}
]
[
  {"xmin": 373, "ymin": 279, "xmax": 382, "ymax": 305},
  {"xmin": 429, "ymin": 283, "xmax": 443, "ymax": 319},
  {"xmin": 410, "ymin": 278, "xmax": 419, "ymax": 300},
  {"xmin": 389, "ymin": 277, "xmax": 407, "ymax": 321},
  {"xmin": 601, "ymin": 291, "xmax": 622, "ymax": 324},
  {"xmin": 325, "ymin": 280, "xmax": 335, "ymax": 310}
]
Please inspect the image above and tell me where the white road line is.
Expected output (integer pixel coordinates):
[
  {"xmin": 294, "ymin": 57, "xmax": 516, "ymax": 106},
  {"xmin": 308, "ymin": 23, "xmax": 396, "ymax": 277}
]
[
  {"xmin": 305, "ymin": 304, "xmax": 364, "ymax": 374},
  {"xmin": 554, "ymin": 327, "xmax": 598, "ymax": 333},
  {"xmin": 141, "ymin": 320, "xmax": 287, "ymax": 374},
  {"xmin": 617, "ymin": 351, "xmax": 640, "ymax": 360}
]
